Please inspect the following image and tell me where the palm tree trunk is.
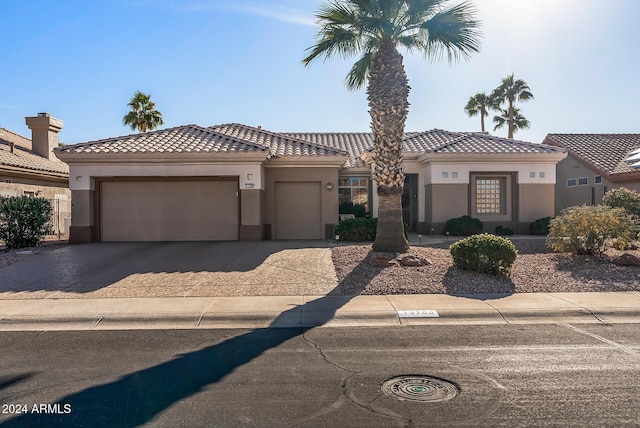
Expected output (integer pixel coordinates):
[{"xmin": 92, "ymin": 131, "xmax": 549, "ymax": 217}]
[
  {"xmin": 508, "ymin": 99, "xmax": 514, "ymax": 139},
  {"xmin": 480, "ymin": 108, "xmax": 486, "ymax": 132},
  {"xmin": 367, "ymin": 39, "xmax": 409, "ymax": 253}
]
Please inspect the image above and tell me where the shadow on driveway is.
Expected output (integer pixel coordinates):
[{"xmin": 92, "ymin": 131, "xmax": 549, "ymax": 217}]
[
  {"xmin": 0, "ymin": 256, "xmax": 381, "ymax": 427},
  {"xmin": 0, "ymin": 241, "xmax": 332, "ymax": 295}
]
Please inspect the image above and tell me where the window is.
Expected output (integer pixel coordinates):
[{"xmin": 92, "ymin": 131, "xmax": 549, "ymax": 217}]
[
  {"xmin": 442, "ymin": 172, "xmax": 448, "ymax": 178},
  {"xmin": 603, "ymin": 186, "xmax": 608, "ymax": 195},
  {"xmin": 452, "ymin": 172, "xmax": 458, "ymax": 178},
  {"xmin": 338, "ymin": 177, "xmax": 368, "ymax": 211},
  {"xmin": 568, "ymin": 179, "xmax": 577, "ymax": 187},
  {"xmin": 530, "ymin": 172, "xmax": 536, "ymax": 178},
  {"xmin": 539, "ymin": 172, "xmax": 545, "ymax": 178},
  {"xmin": 476, "ymin": 177, "xmax": 505, "ymax": 215},
  {"xmin": 590, "ymin": 187, "xmax": 596, "ymax": 206},
  {"xmin": 594, "ymin": 175, "xmax": 602, "ymax": 184},
  {"xmin": 578, "ymin": 177, "xmax": 588, "ymax": 186}
]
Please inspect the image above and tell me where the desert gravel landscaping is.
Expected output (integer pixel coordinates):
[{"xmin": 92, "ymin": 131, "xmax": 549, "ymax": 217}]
[{"xmin": 332, "ymin": 239, "xmax": 640, "ymax": 295}]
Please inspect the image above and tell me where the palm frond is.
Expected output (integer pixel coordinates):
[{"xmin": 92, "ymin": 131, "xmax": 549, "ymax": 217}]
[
  {"xmin": 345, "ymin": 51, "xmax": 375, "ymax": 90},
  {"xmin": 421, "ymin": 1, "xmax": 481, "ymax": 62}
]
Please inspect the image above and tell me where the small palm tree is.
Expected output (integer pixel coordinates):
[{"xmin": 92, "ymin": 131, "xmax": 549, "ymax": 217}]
[
  {"xmin": 490, "ymin": 74, "xmax": 533, "ymax": 138},
  {"xmin": 123, "ymin": 91, "xmax": 164, "ymax": 133},
  {"xmin": 464, "ymin": 92, "xmax": 497, "ymax": 132},
  {"xmin": 493, "ymin": 107, "xmax": 530, "ymax": 135},
  {"xmin": 303, "ymin": 0, "xmax": 481, "ymax": 252}
]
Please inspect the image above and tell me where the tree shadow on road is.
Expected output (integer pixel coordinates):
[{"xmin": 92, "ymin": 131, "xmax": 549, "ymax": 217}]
[{"xmin": 0, "ymin": 255, "xmax": 381, "ymax": 427}]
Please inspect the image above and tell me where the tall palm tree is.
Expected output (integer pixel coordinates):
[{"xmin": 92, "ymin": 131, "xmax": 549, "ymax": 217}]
[
  {"xmin": 122, "ymin": 91, "xmax": 164, "ymax": 133},
  {"xmin": 492, "ymin": 107, "xmax": 530, "ymax": 135},
  {"xmin": 303, "ymin": 0, "xmax": 481, "ymax": 252},
  {"xmin": 490, "ymin": 74, "xmax": 533, "ymax": 138},
  {"xmin": 464, "ymin": 92, "xmax": 496, "ymax": 132}
]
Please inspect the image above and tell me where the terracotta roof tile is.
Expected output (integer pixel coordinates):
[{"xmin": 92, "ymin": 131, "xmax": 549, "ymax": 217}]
[
  {"xmin": 0, "ymin": 128, "xmax": 68, "ymax": 176},
  {"xmin": 56, "ymin": 125, "xmax": 271, "ymax": 155},
  {"xmin": 212, "ymin": 124, "xmax": 348, "ymax": 158},
  {"xmin": 543, "ymin": 134, "xmax": 640, "ymax": 176},
  {"xmin": 286, "ymin": 129, "xmax": 561, "ymax": 167}
]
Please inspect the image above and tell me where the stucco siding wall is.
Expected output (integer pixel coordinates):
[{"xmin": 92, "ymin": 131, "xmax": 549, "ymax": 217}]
[
  {"xmin": 555, "ymin": 155, "xmax": 640, "ymax": 213},
  {"xmin": 519, "ymin": 183, "xmax": 555, "ymax": 222},
  {"xmin": 428, "ymin": 183, "xmax": 469, "ymax": 223}
]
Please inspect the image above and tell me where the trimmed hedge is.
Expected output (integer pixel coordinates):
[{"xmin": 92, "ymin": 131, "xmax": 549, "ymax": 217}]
[
  {"xmin": 444, "ymin": 215, "xmax": 483, "ymax": 236},
  {"xmin": 336, "ymin": 217, "xmax": 377, "ymax": 241},
  {"xmin": 495, "ymin": 225, "xmax": 514, "ymax": 236},
  {"xmin": 0, "ymin": 196, "xmax": 53, "ymax": 249},
  {"xmin": 450, "ymin": 233, "xmax": 518, "ymax": 275},
  {"xmin": 529, "ymin": 217, "xmax": 552, "ymax": 235}
]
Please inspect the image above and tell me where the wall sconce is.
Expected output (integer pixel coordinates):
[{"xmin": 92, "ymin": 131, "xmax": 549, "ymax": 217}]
[{"xmin": 326, "ymin": 182, "xmax": 333, "ymax": 191}]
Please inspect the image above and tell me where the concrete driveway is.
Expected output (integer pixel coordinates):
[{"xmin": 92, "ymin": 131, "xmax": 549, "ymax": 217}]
[{"xmin": 0, "ymin": 241, "xmax": 339, "ymax": 299}]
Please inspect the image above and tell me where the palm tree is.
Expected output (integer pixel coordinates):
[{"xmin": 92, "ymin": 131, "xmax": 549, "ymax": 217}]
[
  {"xmin": 464, "ymin": 92, "xmax": 496, "ymax": 132},
  {"xmin": 303, "ymin": 0, "xmax": 481, "ymax": 252},
  {"xmin": 122, "ymin": 91, "xmax": 164, "ymax": 133},
  {"xmin": 492, "ymin": 107, "xmax": 530, "ymax": 135},
  {"xmin": 490, "ymin": 74, "xmax": 533, "ymax": 138}
]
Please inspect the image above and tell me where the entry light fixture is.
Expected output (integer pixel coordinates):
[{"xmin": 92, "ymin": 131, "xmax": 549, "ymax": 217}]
[{"xmin": 326, "ymin": 182, "xmax": 333, "ymax": 191}]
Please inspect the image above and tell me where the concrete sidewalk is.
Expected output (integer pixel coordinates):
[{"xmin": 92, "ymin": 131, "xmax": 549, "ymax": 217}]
[{"xmin": 1, "ymin": 292, "xmax": 640, "ymax": 331}]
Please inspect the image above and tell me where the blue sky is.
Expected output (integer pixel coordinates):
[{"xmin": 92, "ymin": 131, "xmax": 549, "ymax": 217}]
[{"xmin": 1, "ymin": 0, "xmax": 639, "ymax": 145}]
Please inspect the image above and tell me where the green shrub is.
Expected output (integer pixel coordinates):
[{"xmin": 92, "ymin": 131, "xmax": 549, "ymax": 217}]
[
  {"xmin": 445, "ymin": 215, "xmax": 483, "ymax": 236},
  {"xmin": 546, "ymin": 205, "xmax": 633, "ymax": 256},
  {"xmin": 339, "ymin": 202, "xmax": 368, "ymax": 218},
  {"xmin": 602, "ymin": 187, "xmax": 640, "ymax": 218},
  {"xmin": 495, "ymin": 225, "xmax": 514, "ymax": 236},
  {"xmin": 336, "ymin": 217, "xmax": 377, "ymax": 241},
  {"xmin": 450, "ymin": 233, "xmax": 518, "ymax": 275},
  {"xmin": 529, "ymin": 217, "xmax": 552, "ymax": 235},
  {"xmin": 0, "ymin": 196, "xmax": 53, "ymax": 249}
]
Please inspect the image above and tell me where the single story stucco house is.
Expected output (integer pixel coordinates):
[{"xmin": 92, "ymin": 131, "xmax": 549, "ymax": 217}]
[
  {"xmin": 543, "ymin": 134, "xmax": 640, "ymax": 213},
  {"xmin": 55, "ymin": 123, "xmax": 567, "ymax": 243}
]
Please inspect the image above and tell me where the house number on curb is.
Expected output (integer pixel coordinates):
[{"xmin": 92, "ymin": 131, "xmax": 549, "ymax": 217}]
[{"xmin": 397, "ymin": 310, "xmax": 439, "ymax": 318}]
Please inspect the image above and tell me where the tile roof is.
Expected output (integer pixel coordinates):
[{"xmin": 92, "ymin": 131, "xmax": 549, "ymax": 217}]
[
  {"xmin": 55, "ymin": 124, "xmax": 562, "ymax": 169},
  {"xmin": 211, "ymin": 124, "xmax": 348, "ymax": 158},
  {"xmin": 286, "ymin": 129, "xmax": 562, "ymax": 167},
  {"xmin": 543, "ymin": 134, "xmax": 640, "ymax": 176},
  {"xmin": 283, "ymin": 132, "xmax": 374, "ymax": 167},
  {"xmin": 0, "ymin": 128, "xmax": 68, "ymax": 176},
  {"xmin": 56, "ymin": 125, "xmax": 271, "ymax": 155}
]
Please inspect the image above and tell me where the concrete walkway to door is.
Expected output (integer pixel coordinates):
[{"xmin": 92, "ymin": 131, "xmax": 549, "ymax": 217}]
[{"xmin": 0, "ymin": 241, "xmax": 339, "ymax": 300}]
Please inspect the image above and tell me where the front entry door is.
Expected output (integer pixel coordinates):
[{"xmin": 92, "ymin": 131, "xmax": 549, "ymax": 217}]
[{"xmin": 402, "ymin": 174, "xmax": 418, "ymax": 232}]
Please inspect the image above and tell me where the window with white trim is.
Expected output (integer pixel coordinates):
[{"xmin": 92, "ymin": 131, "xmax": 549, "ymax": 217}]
[
  {"xmin": 338, "ymin": 177, "xmax": 368, "ymax": 211},
  {"xmin": 578, "ymin": 177, "xmax": 588, "ymax": 186},
  {"xmin": 568, "ymin": 179, "xmax": 577, "ymax": 187},
  {"xmin": 594, "ymin": 175, "xmax": 602, "ymax": 184}
]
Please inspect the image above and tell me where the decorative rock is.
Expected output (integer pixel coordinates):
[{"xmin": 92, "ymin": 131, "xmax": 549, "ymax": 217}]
[
  {"xmin": 398, "ymin": 254, "xmax": 431, "ymax": 267},
  {"xmin": 369, "ymin": 254, "xmax": 392, "ymax": 268},
  {"xmin": 611, "ymin": 253, "xmax": 640, "ymax": 266}
]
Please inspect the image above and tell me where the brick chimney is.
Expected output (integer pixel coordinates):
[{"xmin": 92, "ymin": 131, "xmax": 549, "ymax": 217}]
[{"xmin": 25, "ymin": 112, "xmax": 63, "ymax": 161}]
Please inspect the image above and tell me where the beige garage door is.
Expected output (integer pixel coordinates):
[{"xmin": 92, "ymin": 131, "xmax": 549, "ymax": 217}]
[
  {"xmin": 101, "ymin": 179, "xmax": 238, "ymax": 241},
  {"xmin": 275, "ymin": 182, "xmax": 322, "ymax": 239}
]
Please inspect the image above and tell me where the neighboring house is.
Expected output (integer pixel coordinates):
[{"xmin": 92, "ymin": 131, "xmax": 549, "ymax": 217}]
[
  {"xmin": 55, "ymin": 124, "xmax": 566, "ymax": 243},
  {"xmin": 543, "ymin": 134, "xmax": 640, "ymax": 213},
  {"xmin": 0, "ymin": 113, "xmax": 71, "ymax": 235}
]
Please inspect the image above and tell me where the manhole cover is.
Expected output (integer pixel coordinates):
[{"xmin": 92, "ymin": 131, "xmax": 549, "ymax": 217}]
[{"xmin": 381, "ymin": 375, "xmax": 459, "ymax": 403}]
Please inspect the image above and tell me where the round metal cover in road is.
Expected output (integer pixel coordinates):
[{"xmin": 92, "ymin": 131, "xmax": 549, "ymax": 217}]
[{"xmin": 382, "ymin": 375, "xmax": 459, "ymax": 403}]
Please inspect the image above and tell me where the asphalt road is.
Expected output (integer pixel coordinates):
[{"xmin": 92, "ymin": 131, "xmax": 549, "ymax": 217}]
[{"xmin": 0, "ymin": 324, "xmax": 639, "ymax": 427}]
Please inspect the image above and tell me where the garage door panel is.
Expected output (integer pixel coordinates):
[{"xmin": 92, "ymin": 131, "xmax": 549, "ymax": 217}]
[
  {"xmin": 275, "ymin": 182, "xmax": 322, "ymax": 239},
  {"xmin": 101, "ymin": 180, "xmax": 238, "ymax": 241}
]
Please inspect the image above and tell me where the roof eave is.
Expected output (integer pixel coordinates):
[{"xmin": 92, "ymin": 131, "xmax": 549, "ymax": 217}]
[
  {"xmin": 264, "ymin": 155, "xmax": 348, "ymax": 167},
  {"xmin": 55, "ymin": 151, "xmax": 270, "ymax": 164},
  {"xmin": 418, "ymin": 152, "xmax": 568, "ymax": 164}
]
